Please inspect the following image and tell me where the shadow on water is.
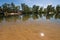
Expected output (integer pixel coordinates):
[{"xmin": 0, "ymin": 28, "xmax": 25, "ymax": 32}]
[
  {"xmin": 0, "ymin": 17, "xmax": 4, "ymax": 23},
  {"xmin": 5, "ymin": 16, "xmax": 20, "ymax": 22},
  {"xmin": 55, "ymin": 13, "xmax": 60, "ymax": 19},
  {"xmin": 0, "ymin": 13, "xmax": 60, "ymax": 23},
  {"xmin": 32, "ymin": 14, "xmax": 38, "ymax": 20},
  {"xmin": 46, "ymin": 14, "xmax": 54, "ymax": 20},
  {"xmin": 38, "ymin": 13, "xmax": 42, "ymax": 18},
  {"xmin": 22, "ymin": 14, "xmax": 31, "ymax": 21}
]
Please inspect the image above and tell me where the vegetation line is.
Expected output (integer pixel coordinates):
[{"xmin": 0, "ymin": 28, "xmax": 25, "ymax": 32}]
[{"xmin": 0, "ymin": 3, "xmax": 60, "ymax": 16}]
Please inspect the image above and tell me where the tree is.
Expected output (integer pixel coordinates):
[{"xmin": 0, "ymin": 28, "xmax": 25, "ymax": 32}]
[
  {"xmin": 15, "ymin": 6, "xmax": 20, "ymax": 12},
  {"xmin": 0, "ymin": 6, "xmax": 2, "ymax": 13},
  {"xmin": 2, "ymin": 3, "xmax": 9, "ymax": 12},
  {"xmin": 44, "ymin": 8, "xmax": 47, "ymax": 13},
  {"xmin": 47, "ymin": 5, "xmax": 52, "ymax": 13},
  {"xmin": 32, "ymin": 5, "xmax": 39, "ymax": 14},
  {"xmin": 21, "ymin": 3, "xmax": 25, "ymax": 11},
  {"xmin": 47, "ymin": 5, "xmax": 55, "ymax": 15},
  {"xmin": 52, "ymin": 7, "xmax": 55, "ymax": 13},
  {"xmin": 11, "ymin": 3, "xmax": 20, "ymax": 13},
  {"xmin": 39, "ymin": 7, "xmax": 43, "ymax": 13},
  {"xmin": 21, "ymin": 3, "xmax": 30, "ymax": 14},
  {"xmin": 0, "ymin": 6, "xmax": 4, "ymax": 16},
  {"xmin": 11, "ymin": 2, "xmax": 16, "ymax": 12},
  {"xmin": 56, "ymin": 5, "xmax": 60, "ymax": 13}
]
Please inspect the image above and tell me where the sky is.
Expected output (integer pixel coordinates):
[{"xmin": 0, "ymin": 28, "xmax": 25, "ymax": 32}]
[{"xmin": 0, "ymin": 0, "xmax": 60, "ymax": 8}]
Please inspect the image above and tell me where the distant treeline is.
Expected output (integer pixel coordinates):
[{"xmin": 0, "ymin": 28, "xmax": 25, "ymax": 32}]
[{"xmin": 0, "ymin": 2, "xmax": 60, "ymax": 16}]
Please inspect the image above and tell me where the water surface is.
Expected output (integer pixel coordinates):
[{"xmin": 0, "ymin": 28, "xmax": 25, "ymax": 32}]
[{"xmin": 0, "ymin": 14, "xmax": 60, "ymax": 40}]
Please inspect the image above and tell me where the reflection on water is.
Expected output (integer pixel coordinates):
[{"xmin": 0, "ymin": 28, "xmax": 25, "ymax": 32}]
[
  {"xmin": 0, "ymin": 13, "xmax": 60, "ymax": 40},
  {"xmin": 0, "ymin": 13, "xmax": 60, "ymax": 23},
  {"xmin": 5, "ymin": 16, "xmax": 19, "ymax": 22},
  {"xmin": 40, "ymin": 32, "xmax": 45, "ymax": 37},
  {"xmin": 55, "ymin": 14, "xmax": 60, "ymax": 19},
  {"xmin": 0, "ymin": 17, "xmax": 4, "ymax": 23}
]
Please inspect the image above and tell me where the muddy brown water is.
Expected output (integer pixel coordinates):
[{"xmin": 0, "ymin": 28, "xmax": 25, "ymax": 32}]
[{"xmin": 0, "ymin": 15, "xmax": 60, "ymax": 40}]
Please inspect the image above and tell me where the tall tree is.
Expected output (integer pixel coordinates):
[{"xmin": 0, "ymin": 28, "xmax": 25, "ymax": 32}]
[
  {"xmin": 15, "ymin": 6, "xmax": 20, "ymax": 13},
  {"xmin": 0, "ymin": 6, "xmax": 2, "ymax": 13},
  {"xmin": 47, "ymin": 5, "xmax": 52, "ymax": 13},
  {"xmin": 21, "ymin": 3, "xmax": 30, "ymax": 14},
  {"xmin": 39, "ymin": 7, "xmax": 43, "ymax": 13},
  {"xmin": 11, "ymin": 2, "xmax": 16, "ymax": 12},
  {"xmin": 10, "ymin": 2, "xmax": 20, "ymax": 13},
  {"xmin": 47, "ymin": 5, "xmax": 55, "ymax": 14},
  {"xmin": 56, "ymin": 5, "xmax": 60, "ymax": 13},
  {"xmin": 32, "ymin": 5, "xmax": 39, "ymax": 14},
  {"xmin": 2, "ymin": 3, "xmax": 9, "ymax": 12},
  {"xmin": 44, "ymin": 8, "xmax": 47, "ymax": 13}
]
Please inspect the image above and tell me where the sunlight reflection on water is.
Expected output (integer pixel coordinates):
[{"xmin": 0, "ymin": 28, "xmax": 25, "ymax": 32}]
[{"xmin": 40, "ymin": 32, "xmax": 45, "ymax": 37}]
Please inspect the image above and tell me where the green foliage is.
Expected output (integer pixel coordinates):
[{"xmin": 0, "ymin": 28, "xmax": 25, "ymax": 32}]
[
  {"xmin": 0, "ymin": 3, "xmax": 60, "ymax": 16},
  {"xmin": 0, "ymin": 6, "xmax": 2, "ymax": 13},
  {"xmin": 47, "ymin": 5, "xmax": 54, "ymax": 12},
  {"xmin": 44, "ymin": 8, "xmax": 47, "ymax": 13},
  {"xmin": 21, "ymin": 3, "xmax": 30, "ymax": 14},
  {"xmin": 2, "ymin": 2, "xmax": 20, "ymax": 13},
  {"xmin": 32, "ymin": 5, "xmax": 39, "ymax": 13},
  {"xmin": 39, "ymin": 7, "xmax": 43, "ymax": 13},
  {"xmin": 56, "ymin": 5, "xmax": 60, "ymax": 13}
]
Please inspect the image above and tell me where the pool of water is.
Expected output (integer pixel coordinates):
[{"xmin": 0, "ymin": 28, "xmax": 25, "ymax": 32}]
[{"xmin": 0, "ymin": 14, "xmax": 60, "ymax": 40}]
